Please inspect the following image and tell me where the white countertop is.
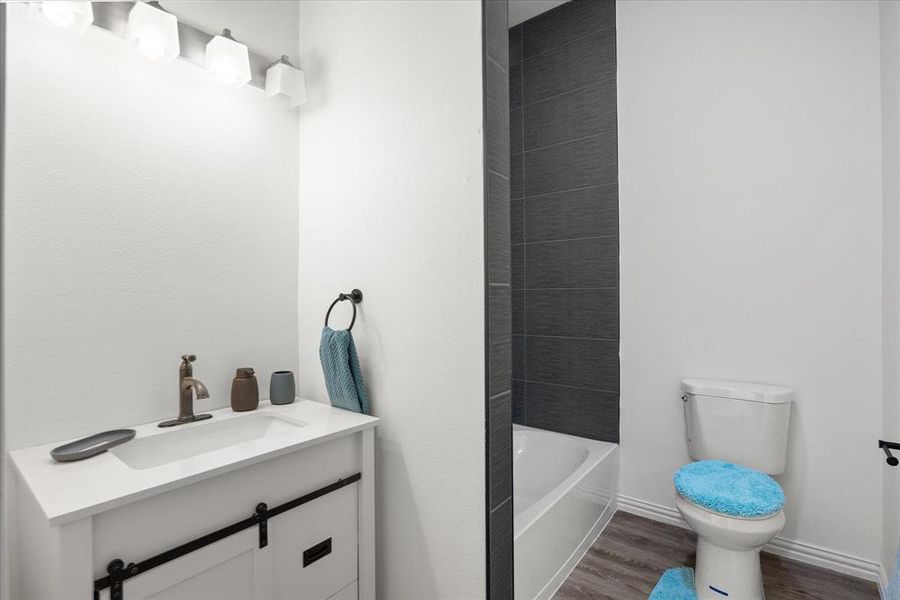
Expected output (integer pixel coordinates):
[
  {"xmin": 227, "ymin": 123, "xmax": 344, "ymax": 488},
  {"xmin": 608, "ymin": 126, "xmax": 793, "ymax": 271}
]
[{"xmin": 9, "ymin": 400, "xmax": 379, "ymax": 526}]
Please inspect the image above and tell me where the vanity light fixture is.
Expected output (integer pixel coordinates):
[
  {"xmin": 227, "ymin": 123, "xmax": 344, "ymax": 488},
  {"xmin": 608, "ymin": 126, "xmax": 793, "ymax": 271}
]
[
  {"xmin": 28, "ymin": 4, "xmax": 302, "ymax": 97},
  {"xmin": 265, "ymin": 56, "xmax": 307, "ymax": 107},
  {"xmin": 205, "ymin": 29, "xmax": 252, "ymax": 88},
  {"xmin": 29, "ymin": 1, "xmax": 94, "ymax": 34},
  {"xmin": 126, "ymin": 1, "xmax": 180, "ymax": 64},
  {"xmin": 265, "ymin": 56, "xmax": 307, "ymax": 108}
]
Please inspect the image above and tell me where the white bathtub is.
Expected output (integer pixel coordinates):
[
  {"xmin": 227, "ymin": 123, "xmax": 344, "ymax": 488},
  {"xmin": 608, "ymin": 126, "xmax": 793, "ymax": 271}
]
[{"xmin": 513, "ymin": 424, "xmax": 619, "ymax": 600}]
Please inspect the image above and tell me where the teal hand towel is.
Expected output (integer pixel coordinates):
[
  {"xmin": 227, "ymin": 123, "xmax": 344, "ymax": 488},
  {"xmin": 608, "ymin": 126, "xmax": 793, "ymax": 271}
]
[{"xmin": 319, "ymin": 326, "xmax": 370, "ymax": 414}]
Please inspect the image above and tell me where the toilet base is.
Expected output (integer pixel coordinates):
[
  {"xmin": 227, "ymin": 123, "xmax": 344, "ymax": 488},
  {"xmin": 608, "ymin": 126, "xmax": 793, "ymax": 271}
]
[{"xmin": 695, "ymin": 537, "xmax": 764, "ymax": 600}]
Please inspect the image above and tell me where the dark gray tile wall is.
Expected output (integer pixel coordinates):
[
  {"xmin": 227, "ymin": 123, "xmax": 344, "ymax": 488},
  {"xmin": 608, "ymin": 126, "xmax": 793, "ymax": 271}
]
[
  {"xmin": 484, "ymin": 1, "xmax": 513, "ymax": 598},
  {"xmin": 489, "ymin": 497, "xmax": 513, "ymax": 599},
  {"xmin": 510, "ymin": 0, "xmax": 619, "ymax": 443}
]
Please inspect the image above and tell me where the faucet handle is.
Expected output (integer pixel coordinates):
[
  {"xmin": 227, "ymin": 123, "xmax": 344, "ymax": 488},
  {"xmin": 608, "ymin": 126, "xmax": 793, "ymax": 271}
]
[{"xmin": 181, "ymin": 354, "xmax": 197, "ymax": 363}]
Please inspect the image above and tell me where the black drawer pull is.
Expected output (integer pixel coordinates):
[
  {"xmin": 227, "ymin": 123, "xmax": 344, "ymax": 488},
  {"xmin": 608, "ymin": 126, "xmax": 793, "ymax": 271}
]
[{"xmin": 303, "ymin": 538, "xmax": 332, "ymax": 567}]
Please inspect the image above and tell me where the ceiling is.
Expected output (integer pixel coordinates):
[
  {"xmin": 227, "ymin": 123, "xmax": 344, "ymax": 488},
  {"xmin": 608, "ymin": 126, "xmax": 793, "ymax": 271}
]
[
  {"xmin": 508, "ymin": 0, "xmax": 571, "ymax": 27},
  {"xmin": 164, "ymin": 1, "xmax": 570, "ymax": 58},
  {"xmin": 165, "ymin": 2, "xmax": 569, "ymax": 56}
]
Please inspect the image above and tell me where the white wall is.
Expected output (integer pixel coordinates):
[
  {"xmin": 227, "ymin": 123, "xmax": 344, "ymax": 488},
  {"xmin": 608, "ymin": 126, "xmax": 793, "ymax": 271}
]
[
  {"xmin": 294, "ymin": 2, "xmax": 486, "ymax": 598},
  {"xmin": 618, "ymin": 0, "xmax": 884, "ymax": 565},
  {"xmin": 882, "ymin": 0, "xmax": 900, "ymax": 583},
  {"xmin": 2, "ymin": 3, "xmax": 299, "ymax": 595},
  {"xmin": 3, "ymin": 2, "xmax": 300, "ymax": 449}
]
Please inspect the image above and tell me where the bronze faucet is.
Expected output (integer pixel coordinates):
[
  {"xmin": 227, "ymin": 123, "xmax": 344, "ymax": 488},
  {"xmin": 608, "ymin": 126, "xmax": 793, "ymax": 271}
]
[{"xmin": 158, "ymin": 355, "xmax": 213, "ymax": 428}]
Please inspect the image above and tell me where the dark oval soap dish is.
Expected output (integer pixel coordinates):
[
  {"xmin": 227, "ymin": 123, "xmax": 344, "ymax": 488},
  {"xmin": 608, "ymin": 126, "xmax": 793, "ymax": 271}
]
[{"xmin": 51, "ymin": 429, "xmax": 136, "ymax": 462}]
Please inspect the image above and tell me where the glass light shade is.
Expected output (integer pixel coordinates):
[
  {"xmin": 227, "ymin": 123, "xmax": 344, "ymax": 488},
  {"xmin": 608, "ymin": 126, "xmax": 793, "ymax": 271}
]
[
  {"xmin": 126, "ymin": 2, "xmax": 180, "ymax": 64},
  {"xmin": 265, "ymin": 61, "xmax": 307, "ymax": 108},
  {"xmin": 30, "ymin": 1, "xmax": 94, "ymax": 33},
  {"xmin": 205, "ymin": 31, "xmax": 251, "ymax": 88}
]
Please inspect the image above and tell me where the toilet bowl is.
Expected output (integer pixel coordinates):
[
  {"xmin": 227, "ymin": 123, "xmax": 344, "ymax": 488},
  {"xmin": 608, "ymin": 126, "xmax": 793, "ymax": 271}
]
[
  {"xmin": 678, "ymin": 379, "xmax": 793, "ymax": 600},
  {"xmin": 676, "ymin": 494, "xmax": 785, "ymax": 599}
]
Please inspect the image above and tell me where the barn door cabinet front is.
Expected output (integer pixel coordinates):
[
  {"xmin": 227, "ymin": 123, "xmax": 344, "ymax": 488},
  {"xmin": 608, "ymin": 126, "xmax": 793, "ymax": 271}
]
[{"xmin": 10, "ymin": 401, "xmax": 378, "ymax": 600}]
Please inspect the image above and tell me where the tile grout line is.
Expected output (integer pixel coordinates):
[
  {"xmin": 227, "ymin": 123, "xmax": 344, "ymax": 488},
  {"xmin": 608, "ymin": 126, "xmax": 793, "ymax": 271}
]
[
  {"xmin": 489, "ymin": 495, "xmax": 512, "ymax": 517},
  {"xmin": 507, "ymin": 180, "xmax": 616, "ymax": 194},
  {"xmin": 517, "ymin": 334, "xmax": 619, "ymax": 342},
  {"xmin": 486, "ymin": 53, "xmax": 508, "ymax": 76},
  {"xmin": 489, "ymin": 390, "xmax": 511, "ymax": 402},
  {"xmin": 487, "ymin": 167, "xmax": 510, "ymax": 181},
  {"xmin": 512, "ymin": 289, "xmax": 620, "ymax": 294},
  {"xmin": 511, "ymin": 233, "xmax": 617, "ymax": 246},
  {"xmin": 513, "ymin": 282, "xmax": 619, "ymax": 287},
  {"xmin": 515, "ymin": 379, "xmax": 619, "ymax": 395},
  {"xmin": 520, "ymin": 79, "xmax": 617, "ymax": 112},
  {"xmin": 520, "ymin": 22, "xmax": 615, "ymax": 62},
  {"xmin": 518, "ymin": 79, "xmax": 617, "ymax": 111},
  {"xmin": 509, "ymin": 182, "xmax": 618, "ymax": 204},
  {"xmin": 521, "ymin": 130, "xmax": 617, "ymax": 155}
]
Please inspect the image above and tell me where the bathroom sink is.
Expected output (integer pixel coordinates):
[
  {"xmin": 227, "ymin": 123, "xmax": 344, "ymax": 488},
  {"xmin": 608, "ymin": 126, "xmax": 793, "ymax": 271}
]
[{"xmin": 111, "ymin": 414, "xmax": 306, "ymax": 470}]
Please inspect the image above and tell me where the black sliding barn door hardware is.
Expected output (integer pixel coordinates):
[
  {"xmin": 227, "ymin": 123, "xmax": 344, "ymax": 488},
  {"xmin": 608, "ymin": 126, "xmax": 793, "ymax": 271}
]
[{"xmin": 93, "ymin": 473, "xmax": 361, "ymax": 600}]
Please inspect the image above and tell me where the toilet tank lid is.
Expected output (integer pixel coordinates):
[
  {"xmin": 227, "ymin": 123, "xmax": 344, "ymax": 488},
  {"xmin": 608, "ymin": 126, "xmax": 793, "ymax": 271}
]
[{"xmin": 681, "ymin": 379, "xmax": 793, "ymax": 404}]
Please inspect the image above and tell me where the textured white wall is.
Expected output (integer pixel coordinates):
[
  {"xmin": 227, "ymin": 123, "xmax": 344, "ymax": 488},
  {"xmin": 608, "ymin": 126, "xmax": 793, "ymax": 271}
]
[
  {"xmin": 3, "ymin": 3, "xmax": 301, "ymax": 594},
  {"xmin": 295, "ymin": 2, "xmax": 486, "ymax": 598},
  {"xmin": 618, "ymin": 0, "xmax": 884, "ymax": 565},
  {"xmin": 1, "ymin": 8, "xmax": 300, "ymax": 595},
  {"xmin": 3, "ymin": 3, "xmax": 299, "ymax": 450}
]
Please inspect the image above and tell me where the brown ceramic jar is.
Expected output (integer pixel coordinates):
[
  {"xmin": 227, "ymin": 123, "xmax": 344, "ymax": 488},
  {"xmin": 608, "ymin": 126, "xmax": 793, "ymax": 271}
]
[{"xmin": 231, "ymin": 367, "xmax": 259, "ymax": 412}]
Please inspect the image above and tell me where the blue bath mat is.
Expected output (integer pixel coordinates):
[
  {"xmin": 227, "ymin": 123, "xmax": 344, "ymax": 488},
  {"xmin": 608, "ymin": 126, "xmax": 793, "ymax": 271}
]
[{"xmin": 649, "ymin": 567, "xmax": 697, "ymax": 600}]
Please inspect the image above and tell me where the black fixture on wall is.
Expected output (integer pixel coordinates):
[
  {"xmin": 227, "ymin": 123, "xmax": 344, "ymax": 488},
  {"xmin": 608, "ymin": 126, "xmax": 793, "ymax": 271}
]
[
  {"xmin": 510, "ymin": 0, "xmax": 619, "ymax": 444},
  {"xmin": 324, "ymin": 288, "xmax": 363, "ymax": 331},
  {"xmin": 880, "ymin": 439, "xmax": 900, "ymax": 466}
]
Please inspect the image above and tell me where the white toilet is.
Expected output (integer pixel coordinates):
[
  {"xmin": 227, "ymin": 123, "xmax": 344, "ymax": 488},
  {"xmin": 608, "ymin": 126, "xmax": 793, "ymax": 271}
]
[{"xmin": 676, "ymin": 378, "xmax": 793, "ymax": 600}]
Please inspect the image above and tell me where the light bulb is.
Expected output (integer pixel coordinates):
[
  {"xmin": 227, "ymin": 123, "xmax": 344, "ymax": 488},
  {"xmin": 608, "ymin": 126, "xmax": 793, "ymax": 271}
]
[
  {"xmin": 126, "ymin": 1, "xmax": 180, "ymax": 64},
  {"xmin": 205, "ymin": 29, "xmax": 251, "ymax": 88},
  {"xmin": 265, "ymin": 57, "xmax": 307, "ymax": 108},
  {"xmin": 138, "ymin": 33, "xmax": 167, "ymax": 60},
  {"xmin": 30, "ymin": 1, "xmax": 94, "ymax": 34},
  {"xmin": 42, "ymin": 3, "xmax": 75, "ymax": 28}
]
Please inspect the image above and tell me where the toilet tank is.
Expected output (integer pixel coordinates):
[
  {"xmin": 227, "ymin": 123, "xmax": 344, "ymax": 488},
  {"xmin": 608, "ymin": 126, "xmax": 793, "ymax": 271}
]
[{"xmin": 682, "ymin": 379, "xmax": 793, "ymax": 474}]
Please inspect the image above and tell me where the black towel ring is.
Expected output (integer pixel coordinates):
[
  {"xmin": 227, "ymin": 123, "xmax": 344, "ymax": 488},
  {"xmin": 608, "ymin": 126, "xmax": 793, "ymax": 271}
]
[{"xmin": 324, "ymin": 289, "xmax": 364, "ymax": 331}]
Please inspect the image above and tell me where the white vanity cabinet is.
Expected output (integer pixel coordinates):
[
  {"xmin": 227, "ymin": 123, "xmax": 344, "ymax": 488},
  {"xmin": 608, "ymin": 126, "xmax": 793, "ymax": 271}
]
[{"xmin": 10, "ymin": 401, "xmax": 378, "ymax": 600}]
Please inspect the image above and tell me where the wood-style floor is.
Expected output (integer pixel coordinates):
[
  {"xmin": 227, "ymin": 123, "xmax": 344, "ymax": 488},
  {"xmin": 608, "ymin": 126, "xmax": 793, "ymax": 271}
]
[{"xmin": 553, "ymin": 512, "xmax": 879, "ymax": 600}]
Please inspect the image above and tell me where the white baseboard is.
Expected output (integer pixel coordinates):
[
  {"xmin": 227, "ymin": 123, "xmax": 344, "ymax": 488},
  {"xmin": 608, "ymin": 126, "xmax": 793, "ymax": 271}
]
[
  {"xmin": 879, "ymin": 562, "xmax": 889, "ymax": 600},
  {"xmin": 618, "ymin": 494, "xmax": 689, "ymax": 530},
  {"xmin": 617, "ymin": 494, "xmax": 884, "ymax": 588}
]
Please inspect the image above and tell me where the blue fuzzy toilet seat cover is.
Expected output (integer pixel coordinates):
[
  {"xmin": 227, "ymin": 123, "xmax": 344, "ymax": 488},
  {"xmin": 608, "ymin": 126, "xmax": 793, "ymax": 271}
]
[{"xmin": 674, "ymin": 460, "xmax": 785, "ymax": 518}]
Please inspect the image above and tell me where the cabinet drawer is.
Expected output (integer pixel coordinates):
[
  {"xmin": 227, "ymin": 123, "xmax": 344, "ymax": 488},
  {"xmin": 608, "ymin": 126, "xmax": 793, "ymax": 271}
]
[{"xmin": 270, "ymin": 481, "xmax": 358, "ymax": 599}]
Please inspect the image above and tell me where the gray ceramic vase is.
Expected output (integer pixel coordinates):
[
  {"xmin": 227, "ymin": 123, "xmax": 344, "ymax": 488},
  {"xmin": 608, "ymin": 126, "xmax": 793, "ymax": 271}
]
[{"xmin": 269, "ymin": 371, "xmax": 296, "ymax": 405}]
